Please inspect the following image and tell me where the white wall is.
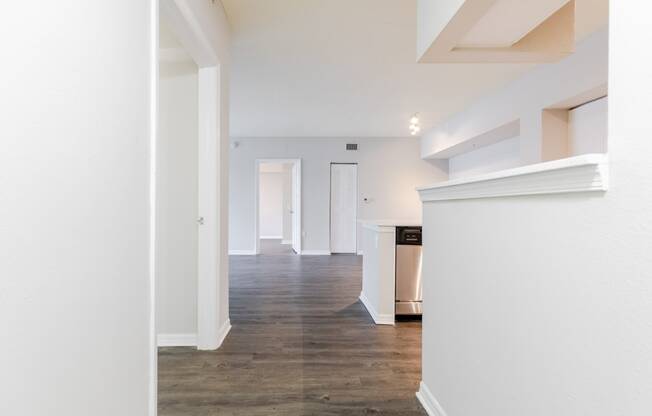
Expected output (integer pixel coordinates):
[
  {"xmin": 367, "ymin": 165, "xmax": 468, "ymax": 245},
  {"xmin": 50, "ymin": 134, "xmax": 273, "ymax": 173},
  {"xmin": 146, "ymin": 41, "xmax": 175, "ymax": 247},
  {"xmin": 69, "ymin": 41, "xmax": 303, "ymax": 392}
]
[
  {"xmin": 156, "ymin": 56, "xmax": 198, "ymax": 336},
  {"xmin": 569, "ymin": 96, "xmax": 608, "ymax": 155},
  {"xmin": 421, "ymin": 28, "xmax": 609, "ymax": 165},
  {"xmin": 417, "ymin": 0, "xmax": 465, "ymax": 59},
  {"xmin": 0, "ymin": 2, "xmax": 153, "ymax": 414},
  {"xmin": 281, "ymin": 166, "xmax": 293, "ymax": 243},
  {"xmin": 258, "ymin": 172, "xmax": 284, "ymax": 238},
  {"xmin": 448, "ymin": 136, "xmax": 522, "ymax": 179},
  {"xmin": 229, "ymin": 138, "xmax": 448, "ymax": 253},
  {"xmin": 420, "ymin": 4, "xmax": 652, "ymax": 416},
  {"xmin": 162, "ymin": 0, "xmax": 232, "ymax": 350}
]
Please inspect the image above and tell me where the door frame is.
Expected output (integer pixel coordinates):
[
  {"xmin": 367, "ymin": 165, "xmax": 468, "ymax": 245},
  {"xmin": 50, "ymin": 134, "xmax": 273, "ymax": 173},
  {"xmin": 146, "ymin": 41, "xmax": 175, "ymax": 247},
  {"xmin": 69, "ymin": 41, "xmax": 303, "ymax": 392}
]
[
  {"xmin": 254, "ymin": 158, "xmax": 302, "ymax": 254},
  {"xmin": 329, "ymin": 162, "xmax": 358, "ymax": 254}
]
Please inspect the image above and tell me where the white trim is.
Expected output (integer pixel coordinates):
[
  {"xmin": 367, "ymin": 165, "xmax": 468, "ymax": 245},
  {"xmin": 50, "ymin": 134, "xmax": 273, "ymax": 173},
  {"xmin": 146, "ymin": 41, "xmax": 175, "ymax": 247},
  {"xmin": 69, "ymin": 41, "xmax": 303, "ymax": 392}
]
[
  {"xmin": 357, "ymin": 250, "xmax": 364, "ymax": 255},
  {"xmin": 418, "ymin": 154, "xmax": 608, "ymax": 202},
  {"xmin": 148, "ymin": 1, "xmax": 159, "ymax": 414},
  {"xmin": 281, "ymin": 239, "xmax": 292, "ymax": 245},
  {"xmin": 301, "ymin": 250, "xmax": 332, "ymax": 256},
  {"xmin": 157, "ymin": 333, "xmax": 197, "ymax": 347},
  {"xmin": 359, "ymin": 292, "xmax": 394, "ymax": 325},
  {"xmin": 229, "ymin": 250, "xmax": 257, "ymax": 255},
  {"xmin": 260, "ymin": 235, "xmax": 283, "ymax": 239},
  {"xmin": 416, "ymin": 381, "xmax": 449, "ymax": 416},
  {"xmin": 196, "ymin": 66, "xmax": 223, "ymax": 351},
  {"xmin": 291, "ymin": 160, "xmax": 302, "ymax": 254},
  {"xmin": 215, "ymin": 319, "xmax": 232, "ymax": 348}
]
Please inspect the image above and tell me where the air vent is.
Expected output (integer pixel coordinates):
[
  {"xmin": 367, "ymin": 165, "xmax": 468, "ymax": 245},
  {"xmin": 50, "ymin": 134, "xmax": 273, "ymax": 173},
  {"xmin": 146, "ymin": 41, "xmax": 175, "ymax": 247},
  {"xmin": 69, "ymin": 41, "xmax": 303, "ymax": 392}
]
[{"xmin": 346, "ymin": 143, "xmax": 358, "ymax": 151}]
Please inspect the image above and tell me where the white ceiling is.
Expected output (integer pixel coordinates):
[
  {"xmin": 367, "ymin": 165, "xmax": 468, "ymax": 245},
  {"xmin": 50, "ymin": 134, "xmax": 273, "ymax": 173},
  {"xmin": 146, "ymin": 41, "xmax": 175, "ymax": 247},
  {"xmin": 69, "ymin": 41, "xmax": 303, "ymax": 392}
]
[
  {"xmin": 458, "ymin": 0, "xmax": 571, "ymax": 48},
  {"xmin": 222, "ymin": 0, "xmax": 608, "ymax": 138}
]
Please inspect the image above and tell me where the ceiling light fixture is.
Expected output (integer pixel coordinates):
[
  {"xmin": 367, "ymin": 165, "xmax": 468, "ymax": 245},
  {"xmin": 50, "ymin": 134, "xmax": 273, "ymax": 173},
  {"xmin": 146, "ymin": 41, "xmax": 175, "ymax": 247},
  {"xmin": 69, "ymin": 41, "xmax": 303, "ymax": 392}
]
[{"xmin": 409, "ymin": 113, "xmax": 420, "ymax": 136}]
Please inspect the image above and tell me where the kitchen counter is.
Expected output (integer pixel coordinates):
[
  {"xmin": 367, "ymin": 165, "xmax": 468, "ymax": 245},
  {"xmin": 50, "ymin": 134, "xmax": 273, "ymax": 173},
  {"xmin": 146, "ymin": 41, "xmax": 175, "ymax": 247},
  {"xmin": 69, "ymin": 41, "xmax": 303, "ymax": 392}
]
[
  {"xmin": 358, "ymin": 220, "xmax": 421, "ymax": 325},
  {"xmin": 359, "ymin": 219, "xmax": 422, "ymax": 229}
]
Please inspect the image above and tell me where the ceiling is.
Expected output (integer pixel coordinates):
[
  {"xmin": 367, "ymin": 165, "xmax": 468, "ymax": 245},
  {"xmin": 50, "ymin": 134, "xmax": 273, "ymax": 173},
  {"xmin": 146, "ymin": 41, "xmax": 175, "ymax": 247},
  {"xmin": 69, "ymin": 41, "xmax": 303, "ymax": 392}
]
[{"xmin": 222, "ymin": 0, "xmax": 608, "ymax": 138}]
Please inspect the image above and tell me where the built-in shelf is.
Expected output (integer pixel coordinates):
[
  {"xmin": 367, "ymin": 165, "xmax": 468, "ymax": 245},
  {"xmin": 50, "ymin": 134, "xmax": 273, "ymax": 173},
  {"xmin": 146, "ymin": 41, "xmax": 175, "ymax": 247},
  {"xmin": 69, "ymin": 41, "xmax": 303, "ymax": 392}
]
[{"xmin": 417, "ymin": 153, "xmax": 608, "ymax": 202}]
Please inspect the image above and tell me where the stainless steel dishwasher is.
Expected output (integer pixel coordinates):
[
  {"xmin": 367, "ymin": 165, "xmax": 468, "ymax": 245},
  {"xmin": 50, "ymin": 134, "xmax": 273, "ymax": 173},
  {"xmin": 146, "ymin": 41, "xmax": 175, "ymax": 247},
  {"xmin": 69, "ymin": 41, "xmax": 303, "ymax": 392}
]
[{"xmin": 395, "ymin": 226, "xmax": 423, "ymax": 316}]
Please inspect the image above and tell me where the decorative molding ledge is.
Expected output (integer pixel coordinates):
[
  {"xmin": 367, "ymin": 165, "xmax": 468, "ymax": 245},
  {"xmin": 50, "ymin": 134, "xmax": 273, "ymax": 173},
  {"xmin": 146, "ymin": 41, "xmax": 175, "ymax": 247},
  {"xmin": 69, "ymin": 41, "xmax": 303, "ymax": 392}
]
[
  {"xmin": 416, "ymin": 382, "xmax": 449, "ymax": 416},
  {"xmin": 359, "ymin": 292, "xmax": 394, "ymax": 325},
  {"xmin": 157, "ymin": 333, "xmax": 197, "ymax": 347},
  {"xmin": 418, "ymin": 154, "xmax": 608, "ymax": 202}
]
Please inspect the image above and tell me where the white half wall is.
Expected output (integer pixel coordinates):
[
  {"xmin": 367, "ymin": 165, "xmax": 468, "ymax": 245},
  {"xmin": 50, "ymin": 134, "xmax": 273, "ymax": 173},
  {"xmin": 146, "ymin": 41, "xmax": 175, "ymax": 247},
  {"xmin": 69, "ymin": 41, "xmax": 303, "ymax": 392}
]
[
  {"xmin": 229, "ymin": 138, "xmax": 448, "ymax": 253},
  {"xmin": 258, "ymin": 172, "xmax": 284, "ymax": 238},
  {"xmin": 419, "ymin": 3, "xmax": 652, "ymax": 416},
  {"xmin": 156, "ymin": 56, "xmax": 198, "ymax": 337},
  {"xmin": 448, "ymin": 135, "xmax": 522, "ymax": 179},
  {"xmin": 0, "ymin": 1, "xmax": 153, "ymax": 414}
]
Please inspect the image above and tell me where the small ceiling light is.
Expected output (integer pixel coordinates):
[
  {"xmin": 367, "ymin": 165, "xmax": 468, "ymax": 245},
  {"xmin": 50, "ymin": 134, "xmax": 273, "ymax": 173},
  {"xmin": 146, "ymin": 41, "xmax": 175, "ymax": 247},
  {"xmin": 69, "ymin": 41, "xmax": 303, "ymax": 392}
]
[{"xmin": 409, "ymin": 113, "xmax": 420, "ymax": 135}]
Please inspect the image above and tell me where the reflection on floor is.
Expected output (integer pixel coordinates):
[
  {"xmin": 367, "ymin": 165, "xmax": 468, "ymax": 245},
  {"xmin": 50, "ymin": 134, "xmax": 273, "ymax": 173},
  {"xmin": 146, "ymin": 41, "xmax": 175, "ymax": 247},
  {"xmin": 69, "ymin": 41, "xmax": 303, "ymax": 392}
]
[
  {"xmin": 158, "ymin": 251, "xmax": 425, "ymax": 415},
  {"xmin": 260, "ymin": 238, "xmax": 295, "ymax": 255}
]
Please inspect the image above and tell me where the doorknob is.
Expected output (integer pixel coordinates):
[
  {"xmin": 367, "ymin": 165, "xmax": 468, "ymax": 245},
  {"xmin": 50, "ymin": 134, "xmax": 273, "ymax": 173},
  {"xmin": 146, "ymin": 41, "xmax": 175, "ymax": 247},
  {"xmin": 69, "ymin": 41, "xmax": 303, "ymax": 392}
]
[{"xmin": 197, "ymin": 217, "xmax": 204, "ymax": 225}]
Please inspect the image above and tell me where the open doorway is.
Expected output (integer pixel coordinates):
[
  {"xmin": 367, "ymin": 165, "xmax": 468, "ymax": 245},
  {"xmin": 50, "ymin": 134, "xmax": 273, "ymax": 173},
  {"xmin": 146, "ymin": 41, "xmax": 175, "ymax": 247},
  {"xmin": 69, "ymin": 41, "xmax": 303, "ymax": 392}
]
[
  {"xmin": 156, "ymin": 19, "xmax": 199, "ymax": 346},
  {"xmin": 255, "ymin": 159, "xmax": 302, "ymax": 255}
]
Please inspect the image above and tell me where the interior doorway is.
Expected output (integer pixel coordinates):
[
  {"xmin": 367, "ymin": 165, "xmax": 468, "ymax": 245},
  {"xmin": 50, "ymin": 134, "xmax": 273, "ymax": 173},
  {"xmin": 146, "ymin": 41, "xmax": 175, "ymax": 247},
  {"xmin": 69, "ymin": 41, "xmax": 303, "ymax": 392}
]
[
  {"xmin": 255, "ymin": 159, "xmax": 302, "ymax": 255},
  {"xmin": 330, "ymin": 163, "xmax": 358, "ymax": 254},
  {"xmin": 156, "ymin": 18, "xmax": 200, "ymax": 348}
]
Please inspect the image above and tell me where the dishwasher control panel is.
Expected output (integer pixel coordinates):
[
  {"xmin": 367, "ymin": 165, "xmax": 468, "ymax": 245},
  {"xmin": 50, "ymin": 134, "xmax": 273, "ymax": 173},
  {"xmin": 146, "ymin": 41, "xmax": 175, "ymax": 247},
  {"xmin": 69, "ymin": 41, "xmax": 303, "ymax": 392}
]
[{"xmin": 396, "ymin": 227, "xmax": 422, "ymax": 245}]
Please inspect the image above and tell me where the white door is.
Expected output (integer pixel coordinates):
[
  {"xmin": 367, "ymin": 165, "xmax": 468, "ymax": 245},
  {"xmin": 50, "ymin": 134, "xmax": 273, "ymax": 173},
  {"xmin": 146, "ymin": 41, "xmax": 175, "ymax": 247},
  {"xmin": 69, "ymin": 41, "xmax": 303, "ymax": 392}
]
[
  {"xmin": 330, "ymin": 163, "xmax": 357, "ymax": 253},
  {"xmin": 291, "ymin": 162, "xmax": 302, "ymax": 253}
]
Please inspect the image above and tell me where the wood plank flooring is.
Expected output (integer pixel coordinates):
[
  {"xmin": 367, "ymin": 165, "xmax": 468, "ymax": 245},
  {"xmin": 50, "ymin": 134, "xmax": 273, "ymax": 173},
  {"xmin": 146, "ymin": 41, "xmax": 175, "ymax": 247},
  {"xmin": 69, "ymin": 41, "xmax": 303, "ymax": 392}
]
[{"xmin": 158, "ymin": 241, "xmax": 425, "ymax": 416}]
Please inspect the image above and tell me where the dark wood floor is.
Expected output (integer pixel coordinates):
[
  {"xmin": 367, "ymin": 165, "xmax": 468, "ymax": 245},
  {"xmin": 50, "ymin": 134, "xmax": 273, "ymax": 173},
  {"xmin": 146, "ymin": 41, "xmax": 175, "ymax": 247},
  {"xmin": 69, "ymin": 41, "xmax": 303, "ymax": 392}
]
[{"xmin": 159, "ymin": 242, "xmax": 425, "ymax": 415}]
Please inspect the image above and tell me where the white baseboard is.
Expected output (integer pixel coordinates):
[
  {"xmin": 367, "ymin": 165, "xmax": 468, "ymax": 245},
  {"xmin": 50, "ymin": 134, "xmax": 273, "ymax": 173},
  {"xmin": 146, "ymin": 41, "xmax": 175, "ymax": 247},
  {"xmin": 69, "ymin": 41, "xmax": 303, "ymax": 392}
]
[
  {"xmin": 157, "ymin": 333, "xmax": 197, "ymax": 347},
  {"xmin": 229, "ymin": 250, "xmax": 256, "ymax": 255},
  {"xmin": 260, "ymin": 236, "xmax": 282, "ymax": 239},
  {"xmin": 416, "ymin": 381, "xmax": 449, "ymax": 416},
  {"xmin": 281, "ymin": 239, "xmax": 292, "ymax": 245},
  {"xmin": 215, "ymin": 318, "xmax": 231, "ymax": 348},
  {"xmin": 359, "ymin": 292, "xmax": 394, "ymax": 325},
  {"xmin": 196, "ymin": 318, "xmax": 232, "ymax": 351},
  {"xmin": 301, "ymin": 250, "xmax": 331, "ymax": 255}
]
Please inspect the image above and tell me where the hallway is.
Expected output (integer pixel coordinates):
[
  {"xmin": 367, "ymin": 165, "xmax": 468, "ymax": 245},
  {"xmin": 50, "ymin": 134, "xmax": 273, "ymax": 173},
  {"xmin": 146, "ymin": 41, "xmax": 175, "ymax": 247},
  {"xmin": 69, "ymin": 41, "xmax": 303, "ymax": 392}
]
[{"xmin": 158, "ymin": 253, "xmax": 425, "ymax": 415}]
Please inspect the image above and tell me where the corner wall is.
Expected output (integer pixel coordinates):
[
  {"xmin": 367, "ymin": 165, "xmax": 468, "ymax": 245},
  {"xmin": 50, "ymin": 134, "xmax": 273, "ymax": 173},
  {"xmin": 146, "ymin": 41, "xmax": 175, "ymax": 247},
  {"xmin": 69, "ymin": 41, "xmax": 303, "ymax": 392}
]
[{"xmin": 419, "ymin": 3, "xmax": 652, "ymax": 415}]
